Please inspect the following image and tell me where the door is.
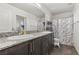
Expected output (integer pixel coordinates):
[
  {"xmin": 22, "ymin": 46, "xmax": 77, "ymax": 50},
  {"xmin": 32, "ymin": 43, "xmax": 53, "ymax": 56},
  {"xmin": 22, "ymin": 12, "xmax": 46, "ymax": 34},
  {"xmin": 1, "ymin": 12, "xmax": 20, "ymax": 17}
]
[{"xmin": 41, "ymin": 35, "xmax": 49, "ymax": 55}]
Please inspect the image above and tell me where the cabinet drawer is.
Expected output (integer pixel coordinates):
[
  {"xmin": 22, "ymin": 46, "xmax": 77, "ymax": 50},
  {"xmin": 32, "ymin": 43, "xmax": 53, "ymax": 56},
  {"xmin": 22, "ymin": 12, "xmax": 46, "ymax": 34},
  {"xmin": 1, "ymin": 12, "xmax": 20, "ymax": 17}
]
[{"xmin": 7, "ymin": 42, "xmax": 28, "ymax": 55}]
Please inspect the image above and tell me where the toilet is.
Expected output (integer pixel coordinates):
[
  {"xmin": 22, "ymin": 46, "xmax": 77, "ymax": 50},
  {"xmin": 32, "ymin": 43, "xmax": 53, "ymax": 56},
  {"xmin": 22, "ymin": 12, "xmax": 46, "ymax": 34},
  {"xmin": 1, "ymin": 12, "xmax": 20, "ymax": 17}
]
[{"xmin": 54, "ymin": 38, "xmax": 60, "ymax": 48}]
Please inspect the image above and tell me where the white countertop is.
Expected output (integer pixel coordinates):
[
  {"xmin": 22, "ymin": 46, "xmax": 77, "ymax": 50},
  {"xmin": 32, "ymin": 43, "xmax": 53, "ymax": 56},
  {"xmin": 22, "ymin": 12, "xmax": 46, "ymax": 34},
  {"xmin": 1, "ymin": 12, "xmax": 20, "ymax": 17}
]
[{"xmin": 0, "ymin": 31, "xmax": 52, "ymax": 50}]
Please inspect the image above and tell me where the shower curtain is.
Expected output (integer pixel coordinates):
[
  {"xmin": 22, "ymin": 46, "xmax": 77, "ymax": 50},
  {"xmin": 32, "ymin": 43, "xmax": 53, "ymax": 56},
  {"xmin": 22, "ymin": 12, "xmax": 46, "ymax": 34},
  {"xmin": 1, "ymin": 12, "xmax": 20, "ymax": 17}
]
[{"xmin": 52, "ymin": 16, "xmax": 73, "ymax": 46}]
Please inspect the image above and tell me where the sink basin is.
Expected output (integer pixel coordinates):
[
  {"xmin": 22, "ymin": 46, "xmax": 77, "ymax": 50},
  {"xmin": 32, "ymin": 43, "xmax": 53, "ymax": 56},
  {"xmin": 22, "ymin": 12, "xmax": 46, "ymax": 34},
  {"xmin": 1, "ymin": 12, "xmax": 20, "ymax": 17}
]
[
  {"xmin": 7, "ymin": 34, "xmax": 34, "ymax": 40},
  {"xmin": 31, "ymin": 31, "xmax": 48, "ymax": 35}
]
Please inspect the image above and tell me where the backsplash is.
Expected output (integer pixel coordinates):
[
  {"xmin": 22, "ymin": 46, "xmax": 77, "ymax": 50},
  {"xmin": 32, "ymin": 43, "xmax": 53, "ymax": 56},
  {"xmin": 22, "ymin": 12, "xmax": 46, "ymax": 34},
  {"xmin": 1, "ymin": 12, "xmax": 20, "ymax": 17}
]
[{"xmin": 0, "ymin": 32, "xmax": 19, "ymax": 38}]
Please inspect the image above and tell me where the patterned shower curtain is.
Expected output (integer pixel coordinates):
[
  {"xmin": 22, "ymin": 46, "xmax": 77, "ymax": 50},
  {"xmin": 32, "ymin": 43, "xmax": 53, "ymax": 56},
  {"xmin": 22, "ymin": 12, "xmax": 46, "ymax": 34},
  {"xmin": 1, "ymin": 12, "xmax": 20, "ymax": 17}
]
[{"xmin": 52, "ymin": 16, "xmax": 73, "ymax": 46}]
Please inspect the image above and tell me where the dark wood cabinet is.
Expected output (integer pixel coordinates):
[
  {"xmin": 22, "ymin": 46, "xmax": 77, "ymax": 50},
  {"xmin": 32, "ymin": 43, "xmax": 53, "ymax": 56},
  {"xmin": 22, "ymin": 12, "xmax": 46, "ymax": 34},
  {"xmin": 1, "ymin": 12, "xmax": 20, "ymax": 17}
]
[
  {"xmin": 0, "ymin": 33, "xmax": 54, "ymax": 55},
  {"xmin": 32, "ymin": 33, "xmax": 53, "ymax": 55},
  {"xmin": 41, "ymin": 35, "xmax": 49, "ymax": 55},
  {"xmin": 41, "ymin": 33, "xmax": 54, "ymax": 55},
  {"xmin": 32, "ymin": 38, "xmax": 41, "ymax": 55}
]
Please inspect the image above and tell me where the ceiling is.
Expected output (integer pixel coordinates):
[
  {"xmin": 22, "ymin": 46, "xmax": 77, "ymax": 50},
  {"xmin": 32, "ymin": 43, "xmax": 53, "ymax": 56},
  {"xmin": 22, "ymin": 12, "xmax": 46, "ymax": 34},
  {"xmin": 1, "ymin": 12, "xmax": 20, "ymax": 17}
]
[
  {"xmin": 9, "ymin": 3, "xmax": 74, "ymax": 18},
  {"xmin": 41, "ymin": 3, "xmax": 74, "ymax": 15}
]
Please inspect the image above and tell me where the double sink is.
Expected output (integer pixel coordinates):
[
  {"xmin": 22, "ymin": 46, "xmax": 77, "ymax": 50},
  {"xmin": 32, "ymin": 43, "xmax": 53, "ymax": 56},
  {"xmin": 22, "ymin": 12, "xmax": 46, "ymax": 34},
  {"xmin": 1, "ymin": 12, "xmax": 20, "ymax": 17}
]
[
  {"xmin": 7, "ymin": 34, "xmax": 34, "ymax": 40},
  {"xmin": 0, "ymin": 31, "xmax": 51, "ymax": 50}
]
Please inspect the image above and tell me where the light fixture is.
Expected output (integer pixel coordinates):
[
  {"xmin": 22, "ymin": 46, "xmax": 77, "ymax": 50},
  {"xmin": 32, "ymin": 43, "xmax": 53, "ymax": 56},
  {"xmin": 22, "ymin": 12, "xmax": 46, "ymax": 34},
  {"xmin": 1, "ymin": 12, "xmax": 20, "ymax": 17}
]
[
  {"xmin": 35, "ymin": 3, "xmax": 41, "ymax": 8},
  {"xmin": 33, "ymin": 3, "xmax": 41, "ymax": 8}
]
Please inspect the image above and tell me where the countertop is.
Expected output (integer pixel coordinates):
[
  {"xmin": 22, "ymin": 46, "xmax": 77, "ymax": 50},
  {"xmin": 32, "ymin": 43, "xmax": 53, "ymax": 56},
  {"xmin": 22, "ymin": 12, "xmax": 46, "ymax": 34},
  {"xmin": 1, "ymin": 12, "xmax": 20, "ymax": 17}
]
[{"xmin": 0, "ymin": 31, "xmax": 52, "ymax": 50}]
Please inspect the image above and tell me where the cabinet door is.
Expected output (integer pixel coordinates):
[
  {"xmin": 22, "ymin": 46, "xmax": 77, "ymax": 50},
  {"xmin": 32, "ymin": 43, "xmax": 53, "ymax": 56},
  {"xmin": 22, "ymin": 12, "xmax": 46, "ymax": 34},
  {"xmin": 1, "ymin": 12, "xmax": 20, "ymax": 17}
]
[
  {"xmin": 41, "ymin": 35, "xmax": 49, "ymax": 55},
  {"xmin": 50, "ymin": 33, "xmax": 54, "ymax": 47},
  {"xmin": 32, "ymin": 38, "xmax": 41, "ymax": 55},
  {"xmin": 28, "ymin": 41, "xmax": 33, "ymax": 55},
  {"xmin": 7, "ymin": 42, "xmax": 28, "ymax": 55},
  {"xmin": 47, "ymin": 33, "xmax": 54, "ymax": 54},
  {"xmin": 51, "ymin": 33, "xmax": 54, "ymax": 47},
  {"xmin": 48, "ymin": 34, "xmax": 52, "ymax": 50},
  {"xmin": 0, "ymin": 49, "xmax": 8, "ymax": 55}
]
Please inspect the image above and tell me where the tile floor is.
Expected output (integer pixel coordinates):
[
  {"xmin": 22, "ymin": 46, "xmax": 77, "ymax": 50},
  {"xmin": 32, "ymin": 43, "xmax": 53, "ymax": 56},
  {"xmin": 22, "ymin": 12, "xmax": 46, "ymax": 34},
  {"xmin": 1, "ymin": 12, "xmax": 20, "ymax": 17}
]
[{"xmin": 49, "ymin": 45, "xmax": 78, "ymax": 55}]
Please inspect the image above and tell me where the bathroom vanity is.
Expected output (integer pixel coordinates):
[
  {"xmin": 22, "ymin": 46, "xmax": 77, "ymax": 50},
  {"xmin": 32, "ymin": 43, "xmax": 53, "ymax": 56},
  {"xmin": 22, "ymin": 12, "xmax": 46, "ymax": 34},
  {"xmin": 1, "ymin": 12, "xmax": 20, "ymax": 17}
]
[{"xmin": 0, "ymin": 31, "xmax": 54, "ymax": 55}]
